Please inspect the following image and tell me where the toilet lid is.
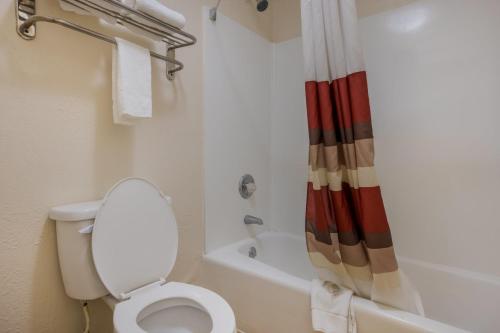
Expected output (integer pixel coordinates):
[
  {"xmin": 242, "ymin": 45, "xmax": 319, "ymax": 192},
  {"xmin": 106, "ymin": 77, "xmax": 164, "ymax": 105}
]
[{"xmin": 92, "ymin": 178, "xmax": 178, "ymax": 299}]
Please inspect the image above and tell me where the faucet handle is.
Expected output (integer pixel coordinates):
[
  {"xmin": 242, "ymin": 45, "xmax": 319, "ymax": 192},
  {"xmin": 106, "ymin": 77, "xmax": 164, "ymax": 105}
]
[
  {"xmin": 245, "ymin": 182, "xmax": 256, "ymax": 195},
  {"xmin": 239, "ymin": 174, "xmax": 256, "ymax": 199}
]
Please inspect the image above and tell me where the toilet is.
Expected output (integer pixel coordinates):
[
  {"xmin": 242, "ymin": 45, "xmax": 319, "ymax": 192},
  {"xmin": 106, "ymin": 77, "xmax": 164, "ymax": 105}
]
[{"xmin": 49, "ymin": 177, "xmax": 236, "ymax": 333}]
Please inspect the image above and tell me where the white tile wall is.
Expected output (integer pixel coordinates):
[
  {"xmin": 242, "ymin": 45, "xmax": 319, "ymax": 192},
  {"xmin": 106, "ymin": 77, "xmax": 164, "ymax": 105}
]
[
  {"xmin": 269, "ymin": 38, "xmax": 308, "ymax": 236},
  {"xmin": 203, "ymin": 6, "xmax": 308, "ymax": 251},
  {"xmin": 203, "ymin": 8, "xmax": 272, "ymax": 252},
  {"xmin": 360, "ymin": 0, "xmax": 500, "ymax": 281},
  {"xmin": 360, "ymin": 1, "xmax": 500, "ymax": 331}
]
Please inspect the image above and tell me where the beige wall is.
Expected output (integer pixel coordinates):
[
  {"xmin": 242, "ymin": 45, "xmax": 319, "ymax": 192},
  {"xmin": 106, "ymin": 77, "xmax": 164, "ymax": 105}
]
[
  {"xmin": 271, "ymin": 0, "xmax": 302, "ymax": 42},
  {"xmin": 0, "ymin": 0, "xmax": 207, "ymax": 331},
  {"xmin": 0, "ymin": 0, "xmax": 279, "ymax": 332}
]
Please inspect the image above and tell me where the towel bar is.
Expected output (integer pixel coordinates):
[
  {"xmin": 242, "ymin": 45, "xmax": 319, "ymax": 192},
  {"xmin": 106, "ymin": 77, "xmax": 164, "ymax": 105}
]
[{"xmin": 15, "ymin": 0, "xmax": 196, "ymax": 80}]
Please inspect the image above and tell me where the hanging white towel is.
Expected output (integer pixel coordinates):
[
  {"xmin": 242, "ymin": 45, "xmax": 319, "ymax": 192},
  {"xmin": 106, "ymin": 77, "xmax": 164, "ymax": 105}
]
[
  {"xmin": 112, "ymin": 38, "xmax": 152, "ymax": 125},
  {"xmin": 311, "ymin": 279, "xmax": 357, "ymax": 333}
]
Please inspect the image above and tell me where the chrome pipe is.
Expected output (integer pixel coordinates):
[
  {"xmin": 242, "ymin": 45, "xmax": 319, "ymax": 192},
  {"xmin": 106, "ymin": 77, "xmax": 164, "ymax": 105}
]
[
  {"xmin": 244, "ymin": 215, "xmax": 263, "ymax": 225},
  {"xmin": 209, "ymin": 0, "xmax": 223, "ymax": 22}
]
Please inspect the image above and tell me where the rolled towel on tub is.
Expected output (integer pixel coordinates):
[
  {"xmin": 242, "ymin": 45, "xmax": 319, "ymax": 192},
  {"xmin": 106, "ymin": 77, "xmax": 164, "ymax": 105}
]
[
  {"xmin": 112, "ymin": 38, "xmax": 152, "ymax": 125},
  {"xmin": 311, "ymin": 279, "xmax": 357, "ymax": 333}
]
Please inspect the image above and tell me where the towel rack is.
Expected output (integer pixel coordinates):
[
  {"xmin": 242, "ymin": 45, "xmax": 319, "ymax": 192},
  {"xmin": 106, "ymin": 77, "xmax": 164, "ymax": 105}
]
[{"xmin": 15, "ymin": 0, "xmax": 196, "ymax": 80}]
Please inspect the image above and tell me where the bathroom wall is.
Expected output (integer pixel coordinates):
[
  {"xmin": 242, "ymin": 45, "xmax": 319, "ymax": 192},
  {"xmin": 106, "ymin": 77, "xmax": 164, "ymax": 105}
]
[
  {"xmin": 269, "ymin": 37, "xmax": 308, "ymax": 236},
  {"xmin": 205, "ymin": 0, "xmax": 273, "ymax": 41},
  {"xmin": 361, "ymin": 0, "xmax": 500, "ymax": 282},
  {"xmin": 203, "ymin": 1, "xmax": 310, "ymax": 250},
  {"xmin": 270, "ymin": 0, "xmax": 302, "ymax": 42},
  {"xmin": 359, "ymin": 1, "xmax": 500, "ymax": 331},
  {"xmin": 356, "ymin": 0, "xmax": 419, "ymax": 17},
  {"xmin": 0, "ymin": 0, "xmax": 272, "ymax": 332},
  {"xmin": 203, "ymin": 7, "xmax": 272, "ymax": 252}
]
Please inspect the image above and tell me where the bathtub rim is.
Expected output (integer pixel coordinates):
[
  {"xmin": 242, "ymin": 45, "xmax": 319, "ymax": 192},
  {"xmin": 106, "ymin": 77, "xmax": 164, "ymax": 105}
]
[{"xmin": 203, "ymin": 231, "xmax": 469, "ymax": 333}]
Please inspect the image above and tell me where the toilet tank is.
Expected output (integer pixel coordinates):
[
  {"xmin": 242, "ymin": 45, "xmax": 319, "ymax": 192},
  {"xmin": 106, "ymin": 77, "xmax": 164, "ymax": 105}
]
[{"xmin": 49, "ymin": 201, "xmax": 108, "ymax": 300}]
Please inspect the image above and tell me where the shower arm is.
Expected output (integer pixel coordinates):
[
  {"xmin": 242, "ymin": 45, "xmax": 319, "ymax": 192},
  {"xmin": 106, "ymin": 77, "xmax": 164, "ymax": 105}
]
[
  {"xmin": 209, "ymin": 0, "xmax": 223, "ymax": 22},
  {"xmin": 209, "ymin": 0, "xmax": 268, "ymax": 22}
]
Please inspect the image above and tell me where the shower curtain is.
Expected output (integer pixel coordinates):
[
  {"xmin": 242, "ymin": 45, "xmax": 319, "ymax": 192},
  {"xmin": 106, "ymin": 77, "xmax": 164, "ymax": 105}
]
[{"xmin": 301, "ymin": 0, "xmax": 423, "ymax": 314}]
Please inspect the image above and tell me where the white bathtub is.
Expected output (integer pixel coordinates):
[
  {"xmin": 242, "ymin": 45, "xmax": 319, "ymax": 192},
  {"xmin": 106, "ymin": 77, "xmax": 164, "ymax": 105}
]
[{"xmin": 196, "ymin": 232, "xmax": 469, "ymax": 333}]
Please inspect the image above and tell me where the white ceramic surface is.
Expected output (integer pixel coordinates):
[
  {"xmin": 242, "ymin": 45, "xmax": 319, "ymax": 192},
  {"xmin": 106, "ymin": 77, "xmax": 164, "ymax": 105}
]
[
  {"xmin": 92, "ymin": 178, "xmax": 177, "ymax": 300},
  {"xmin": 49, "ymin": 179, "xmax": 236, "ymax": 333},
  {"xmin": 203, "ymin": 7, "xmax": 272, "ymax": 252},
  {"xmin": 199, "ymin": 232, "xmax": 468, "ymax": 333},
  {"xmin": 203, "ymin": 9, "xmax": 309, "ymax": 248},
  {"xmin": 269, "ymin": 37, "xmax": 309, "ymax": 236},
  {"xmin": 113, "ymin": 282, "xmax": 236, "ymax": 333}
]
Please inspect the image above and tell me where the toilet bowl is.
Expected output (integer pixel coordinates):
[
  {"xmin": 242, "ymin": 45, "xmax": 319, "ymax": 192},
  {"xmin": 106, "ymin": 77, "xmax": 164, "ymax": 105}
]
[
  {"xmin": 49, "ymin": 178, "xmax": 236, "ymax": 333},
  {"xmin": 113, "ymin": 282, "xmax": 234, "ymax": 333}
]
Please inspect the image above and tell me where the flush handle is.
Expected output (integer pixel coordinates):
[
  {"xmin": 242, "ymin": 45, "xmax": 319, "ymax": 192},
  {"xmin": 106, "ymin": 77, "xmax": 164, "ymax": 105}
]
[{"xmin": 78, "ymin": 224, "xmax": 94, "ymax": 234}]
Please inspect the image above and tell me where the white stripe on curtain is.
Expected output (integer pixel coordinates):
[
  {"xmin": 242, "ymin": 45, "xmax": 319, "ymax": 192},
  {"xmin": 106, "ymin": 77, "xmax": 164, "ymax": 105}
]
[{"xmin": 301, "ymin": 0, "xmax": 365, "ymax": 82}]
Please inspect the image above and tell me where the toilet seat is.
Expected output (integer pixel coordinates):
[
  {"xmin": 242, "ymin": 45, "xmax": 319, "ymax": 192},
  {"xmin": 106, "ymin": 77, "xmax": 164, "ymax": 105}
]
[
  {"xmin": 92, "ymin": 178, "xmax": 178, "ymax": 300},
  {"xmin": 113, "ymin": 282, "xmax": 236, "ymax": 333},
  {"xmin": 91, "ymin": 178, "xmax": 236, "ymax": 333}
]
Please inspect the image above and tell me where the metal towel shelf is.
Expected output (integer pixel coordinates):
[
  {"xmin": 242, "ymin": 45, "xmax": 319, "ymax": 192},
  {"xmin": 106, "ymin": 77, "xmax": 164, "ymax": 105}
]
[{"xmin": 15, "ymin": 0, "xmax": 196, "ymax": 80}]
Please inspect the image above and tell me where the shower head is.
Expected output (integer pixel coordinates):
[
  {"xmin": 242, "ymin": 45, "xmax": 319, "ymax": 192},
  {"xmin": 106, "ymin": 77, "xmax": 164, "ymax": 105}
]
[
  {"xmin": 256, "ymin": 0, "xmax": 269, "ymax": 12},
  {"xmin": 210, "ymin": 0, "xmax": 268, "ymax": 22}
]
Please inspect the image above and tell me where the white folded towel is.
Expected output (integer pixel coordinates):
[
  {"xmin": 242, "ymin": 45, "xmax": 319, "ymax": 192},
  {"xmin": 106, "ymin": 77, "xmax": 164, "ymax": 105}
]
[
  {"xmin": 130, "ymin": 0, "xmax": 186, "ymax": 29},
  {"xmin": 112, "ymin": 38, "xmax": 152, "ymax": 125},
  {"xmin": 311, "ymin": 279, "xmax": 357, "ymax": 333},
  {"xmin": 59, "ymin": 0, "xmax": 186, "ymax": 41},
  {"xmin": 58, "ymin": 0, "xmax": 118, "ymax": 24},
  {"xmin": 119, "ymin": 0, "xmax": 186, "ymax": 41},
  {"xmin": 59, "ymin": 0, "xmax": 88, "ymax": 15}
]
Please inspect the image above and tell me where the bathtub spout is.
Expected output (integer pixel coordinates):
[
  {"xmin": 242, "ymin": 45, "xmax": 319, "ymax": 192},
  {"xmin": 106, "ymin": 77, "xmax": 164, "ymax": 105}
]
[{"xmin": 244, "ymin": 215, "xmax": 263, "ymax": 225}]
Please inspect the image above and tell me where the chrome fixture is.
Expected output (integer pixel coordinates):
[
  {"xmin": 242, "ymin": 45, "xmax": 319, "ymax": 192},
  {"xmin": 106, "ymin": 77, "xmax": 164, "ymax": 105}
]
[
  {"xmin": 209, "ymin": 0, "xmax": 269, "ymax": 22},
  {"xmin": 15, "ymin": 0, "xmax": 196, "ymax": 80},
  {"xmin": 244, "ymin": 215, "xmax": 263, "ymax": 225},
  {"xmin": 248, "ymin": 246, "xmax": 257, "ymax": 258},
  {"xmin": 239, "ymin": 174, "xmax": 256, "ymax": 199},
  {"xmin": 256, "ymin": 0, "xmax": 269, "ymax": 12},
  {"xmin": 209, "ymin": 0, "xmax": 222, "ymax": 22}
]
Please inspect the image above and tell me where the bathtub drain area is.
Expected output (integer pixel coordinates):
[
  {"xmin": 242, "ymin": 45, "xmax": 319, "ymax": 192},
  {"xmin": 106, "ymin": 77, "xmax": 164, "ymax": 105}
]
[{"xmin": 248, "ymin": 246, "xmax": 257, "ymax": 258}]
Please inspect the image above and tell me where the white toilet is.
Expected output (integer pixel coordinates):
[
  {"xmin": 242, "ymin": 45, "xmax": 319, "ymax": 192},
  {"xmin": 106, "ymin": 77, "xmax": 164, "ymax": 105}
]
[{"xmin": 49, "ymin": 177, "xmax": 236, "ymax": 333}]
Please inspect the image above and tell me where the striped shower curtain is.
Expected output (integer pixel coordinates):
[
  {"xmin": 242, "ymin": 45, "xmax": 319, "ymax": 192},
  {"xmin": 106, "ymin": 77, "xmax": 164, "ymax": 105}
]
[{"xmin": 301, "ymin": 0, "xmax": 423, "ymax": 314}]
